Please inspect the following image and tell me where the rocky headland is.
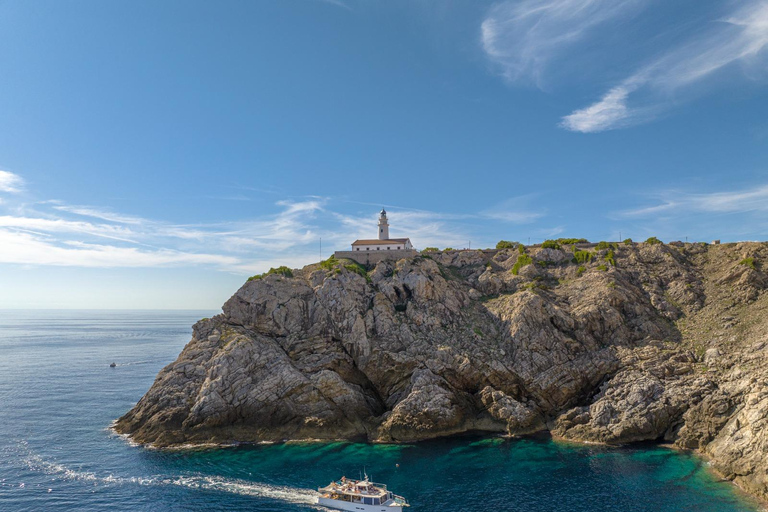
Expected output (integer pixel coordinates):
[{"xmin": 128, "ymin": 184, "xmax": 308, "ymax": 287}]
[{"xmin": 115, "ymin": 241, "xmax": 768, "ymax": 501}]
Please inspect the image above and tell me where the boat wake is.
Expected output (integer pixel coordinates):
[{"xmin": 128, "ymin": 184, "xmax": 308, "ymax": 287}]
[{"xmin": 23, "ymin": 453, "xmax": 324, "ymax": 508}]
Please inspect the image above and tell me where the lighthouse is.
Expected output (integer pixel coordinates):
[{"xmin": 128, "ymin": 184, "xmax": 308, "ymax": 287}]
[
  {"xmin": 336, "ymin": 209, "xmax": 415, "ymax": 263},
  {"xmin": 378, "ymin": 209, "xmax": 390, "ymax": 240}
]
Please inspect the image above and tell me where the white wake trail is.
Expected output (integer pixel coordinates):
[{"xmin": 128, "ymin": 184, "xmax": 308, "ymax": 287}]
[{"xmin": 24, "ymin": 453, "xmax": 323, "ymax": 508}]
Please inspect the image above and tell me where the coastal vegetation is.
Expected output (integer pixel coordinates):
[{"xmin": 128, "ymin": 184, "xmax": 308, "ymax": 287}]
[
  {"xmin": 739, "ymin": 257, "xmax": 756, "ymax": 269},
  {"xmin": 573, "ymin": 250, "xmax": 593, "ymax": 264},
  {"xmin": 541, "ymin": 240, "xmax": 561, "ymax": 250},
  {"xmin": 511, "ymin": 253, "xmax": 533, "ymax": 275},
  {"xmin": 557, "ymin": 238, "xmax": 588, "ymax": 245},
  {"xmin": 248, "ymin": 266, "xmax": 294, "ymax": 281}
]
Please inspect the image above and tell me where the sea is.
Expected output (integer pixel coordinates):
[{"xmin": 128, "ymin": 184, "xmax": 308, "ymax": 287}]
[{"xmin": 0, "ymin": 309, "xmax": 764, "ymax": 512}]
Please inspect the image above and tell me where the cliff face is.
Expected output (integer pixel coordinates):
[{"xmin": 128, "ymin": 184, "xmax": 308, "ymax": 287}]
[{"xmin": 115, "ymin": 242, "xmax": 768, "ymax": 501}]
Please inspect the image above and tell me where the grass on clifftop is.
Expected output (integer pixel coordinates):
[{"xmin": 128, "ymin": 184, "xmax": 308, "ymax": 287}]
[
  {"xmin": 248, "ymin": 266, "xmax": 294, "ymax": 281},
  {"xmin": 557, "ymin": 238, "xmax": 589, "ymax": 245},
  {"xmin": 320, "ymin": 255, "xmax": 371, "ymax": 281},
  {"xmin": 542, "ymin": 240, "xmax": 561, "ymax": 250}
]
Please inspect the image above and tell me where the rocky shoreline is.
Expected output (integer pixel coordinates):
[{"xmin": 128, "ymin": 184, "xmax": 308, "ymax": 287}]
[{"xmin": 115, "ymin": 241, "xmax": 768, "ymax": 502}]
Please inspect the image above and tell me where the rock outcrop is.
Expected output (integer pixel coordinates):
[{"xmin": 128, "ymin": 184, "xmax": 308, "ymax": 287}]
[{"xmin": 115, "ymin": 242, "xmax": 768, "ymax": 501}]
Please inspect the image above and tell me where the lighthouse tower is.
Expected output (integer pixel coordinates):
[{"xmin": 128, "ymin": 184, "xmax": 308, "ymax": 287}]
[
  {"xmin": 378, "ymin": 209, "xmax": 390, "ymax": 240},
  {"xmin": 339, "ymin": 209, "xmax": 415, "ymax": 262}
]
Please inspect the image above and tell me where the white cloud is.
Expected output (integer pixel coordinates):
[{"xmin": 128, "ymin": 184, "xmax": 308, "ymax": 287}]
[
  {"xmin": 481, "ymin": 0, "xmax": 647, "ymax": 85},
  {"xmin": 52, "ymin": 205, "xmax": 146, "ymax": 225},
  {"xmin": 480, "ymin": 196, "xmax": 545, "ymax": 224},
  {"xmin": 562, "ymin": 1, "xmax": 768, "ymax": 132},
  {"xmin": 621, "ymin": 184, "xmax": 768, "ymax": 217},
  {"xmin": 560, "ymin": 85, "xmax": 635, "ymax": 133},
  {"xmin": 0, "ymin": 175, "xmax": 546, "ymax": 272},
  {"xmin": 0, "ymin": 171, "xmax": 24, "ymax": 193},
  {"xmin": 0, "ymin": 229, "xmax": 239, "ymax": 268}
]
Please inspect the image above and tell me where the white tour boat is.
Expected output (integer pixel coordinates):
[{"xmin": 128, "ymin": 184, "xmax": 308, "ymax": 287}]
[{"xmin": 317, "ymin": 475, "xmax": 410, "ymax": 511}]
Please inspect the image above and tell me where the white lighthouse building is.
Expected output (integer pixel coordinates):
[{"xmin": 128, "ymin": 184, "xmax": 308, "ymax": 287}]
[{"xmin": 335, "ymin": 209, "xmax": 416, "ymax": 264}]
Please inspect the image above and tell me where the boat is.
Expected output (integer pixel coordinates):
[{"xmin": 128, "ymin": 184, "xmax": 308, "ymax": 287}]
[{"xmin": 317, "ymin": 475, "xmax": 410, "ymax": 511}]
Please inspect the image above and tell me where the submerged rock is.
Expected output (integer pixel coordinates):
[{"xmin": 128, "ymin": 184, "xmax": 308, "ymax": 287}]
[{"xmin": 115, "ymin": 242, "xmax": 768, "ymax": 502}]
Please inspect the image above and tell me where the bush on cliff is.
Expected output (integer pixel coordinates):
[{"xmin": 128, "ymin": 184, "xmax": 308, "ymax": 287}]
[
  {"xmin": 320, "ymin": 255, "xmax": 338, "ymax": 271},
  {"xmin": 596, "ymin": 241, "xmax": 618, "ymax": 250},
  {"xmin": 248, "ymin": 266, "xmax": 294, "ymax": 281},
  {"xmin": 558, "ymin": 238, "xmax": 588, "ymax": 245},
  {"xmin": 573, "ymin": 250, "xmax": 593, "ymax": 264},
  {"xmin": 645, "ymin": 236, "xmax": 663, "ymax": 245},
  {"xmin": 739, "ymin": 257, "xmax": 756, "ymax": 269},
  {"xmin": 496, "ymin": 240, "xmax": 516, "ymax": 249},
  {"xmin": 511, "ymin": 253, "xmax": 533, "ymax": 275},
  {"xmin": 542, "ymin": 240, "xmax": 561, "ymax": 250}
]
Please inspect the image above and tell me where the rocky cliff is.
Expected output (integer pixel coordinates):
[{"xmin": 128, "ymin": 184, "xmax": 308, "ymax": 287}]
[{"xmin": 115, "ymin": 241, "xmax": 768, "ymax": 501}]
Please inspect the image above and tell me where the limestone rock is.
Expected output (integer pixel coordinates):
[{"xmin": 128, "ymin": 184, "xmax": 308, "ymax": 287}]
[{"xmin": 115, "ymin": 242, "xmax": 768, "ymax": 503}]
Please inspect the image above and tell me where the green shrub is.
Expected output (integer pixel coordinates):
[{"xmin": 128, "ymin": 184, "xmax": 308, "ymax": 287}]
[
  {"xmin": 597, "ymin": 264, "xmax": 608, "ymax": 271},
  {"xmin": 604, "ymin": 250, "xmax": 616, "ymax": 266},
  {"xmin": 596, "ymin": 241, "xmax": 618, "ymax": 250},
  {"xmin": 645, "ymin": 236, "xmax": 662, "ymax": 245},
  {"xmin": 496, "ymin": 240, "xmax": 516, "ymax": 249},
  {"xmin": 557, "ymin": 238, "xmax": 588, "ymax": 245},
  {"xmin": 577, "ymin": 266, "xmax": 586, "ymax": 276},
  {"xmin": 344, "ymin": 262, "xmax": 371, "ymax": 282},
  {"xmin": 422, "ymin": 247, "xmax": 439, "ymax": 253},
  {"xmin": 541, "ymin": 240, "xmax": 561, "ymax": 250},
  {"xmin": 739, "ymin": 257, "xmax": 756, "ymax": 269},
  {"xmin": 518, "ymin": 244, "xmax": 526, "ymax": 254},
  {"xmin": 319, "ymin": 255, "xmax": 338, "ymax": 270},
  {"xmin": 267, "ymin": 266, "xmax": 293, "ymax": 278},
  {"xmin": 444, "ymin": 247, "xmax": 454, "ymax": 251},
  {"xmin": 573, "ymin": 250, "xmax": 593, "ymax": 264},
  {"xmin": 248, "ymin": 265, "xmax": 294, "ymax": 281},
  {"xmin": 623, "ymin": 238, "xmax": 633, "ymax": 245},
  {"xmin": 473, "ymin": 327, "xmax": 483, "ymax": 337},
  {"xmin": 511, "ymin": 253, "xmax": 533, "ymax": 275}
]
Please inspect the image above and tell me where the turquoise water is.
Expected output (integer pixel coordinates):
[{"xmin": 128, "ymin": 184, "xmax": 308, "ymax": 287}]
[{"xmin": 0, "ymin": 310, "xmax": 763, "ymax": 512}]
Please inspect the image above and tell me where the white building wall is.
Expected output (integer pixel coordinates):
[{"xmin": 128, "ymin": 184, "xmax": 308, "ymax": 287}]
[{"xmin": 352, "ymin": 244, "xmax": 404, "ymax": 251}]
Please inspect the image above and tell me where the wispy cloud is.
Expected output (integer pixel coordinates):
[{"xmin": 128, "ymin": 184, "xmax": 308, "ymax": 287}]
[
  {"xmin": 0, "ymin": 170, "xmax": 24, "ymax": 193},
  {"xmin": 620, "ymin": 183, "xmax": 768, "ymax": 217},
  {"xmin": 480, "ymin": 195, "xmax": 545, "ymax": 223},
  {"xmin": 52, "ymin": 205, "xmax": 147, "ymax": 225},
  {"xmin": 0, "ymin": 230, "xmax": 240, "ymax": 268},
  {"xmin": 0, "ymin": 172, "xmax": 546, "ymax": 271},
  {"xmin": 561, "ymin": 1, "xmax": 768, "ymax": 132},
  {"xmin": 481, "ymin": 0, "xmax": 647, "ymax": 86}
]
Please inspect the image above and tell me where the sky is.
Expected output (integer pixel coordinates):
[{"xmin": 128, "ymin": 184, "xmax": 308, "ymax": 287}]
[{"xmin": 1, "ymin": 0, "xmax": 767, "ymax": 309}]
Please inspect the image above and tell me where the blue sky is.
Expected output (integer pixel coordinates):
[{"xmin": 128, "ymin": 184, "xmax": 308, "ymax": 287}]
[{"xmin": 1, "ymin": 0, "xmax": 767, "ymax": 309}]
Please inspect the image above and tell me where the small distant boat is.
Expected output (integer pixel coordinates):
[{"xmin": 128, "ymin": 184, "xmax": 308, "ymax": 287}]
[
  {"xmin": 109, "ymin": 362, "xmax": 116, "ymax": 368},
  {"xmin": 317, "ymin": 475, "xmax": 409, "ymax": 511}
]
